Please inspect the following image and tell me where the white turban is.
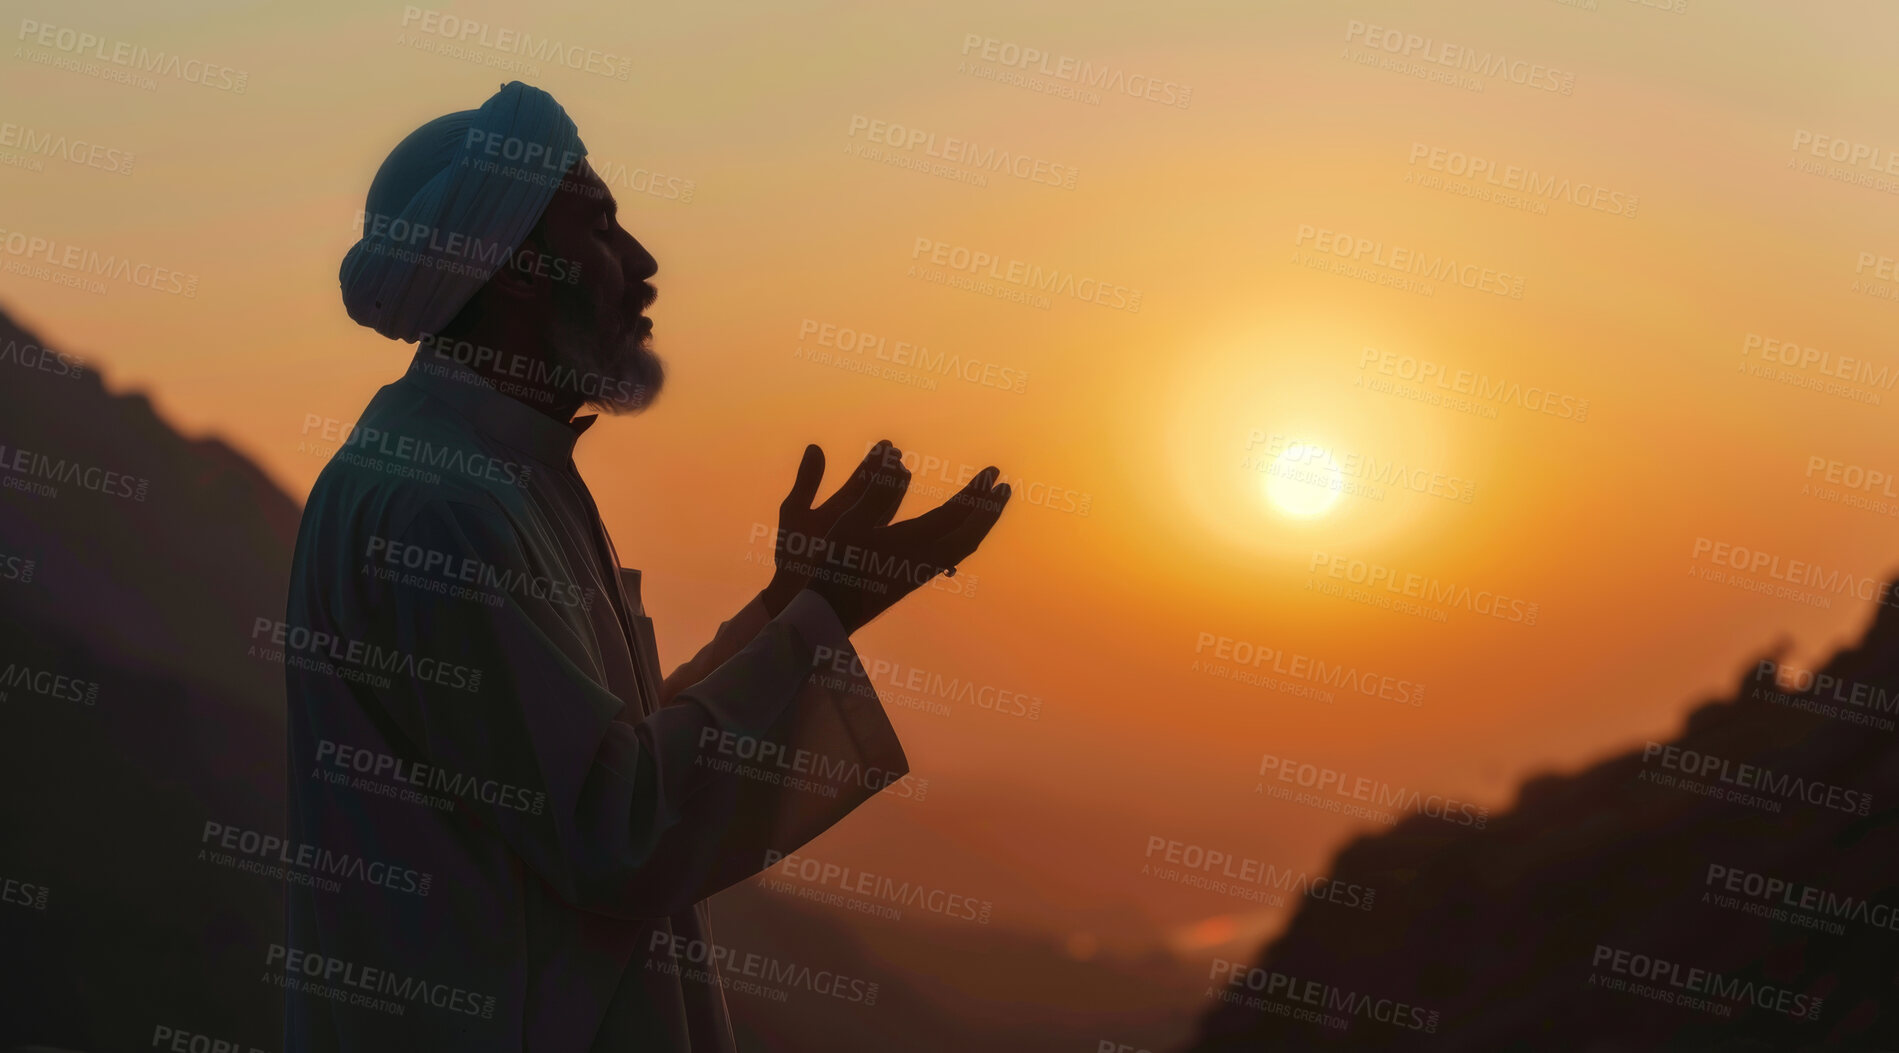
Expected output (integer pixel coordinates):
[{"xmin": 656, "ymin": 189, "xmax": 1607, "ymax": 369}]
[{"xmin": 340, "ymin": 81, "xmax": 588, "ymax": 343}]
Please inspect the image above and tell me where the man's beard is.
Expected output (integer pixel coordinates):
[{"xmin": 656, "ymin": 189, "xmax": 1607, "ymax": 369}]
[{"xmin": 546, "ymin": 276, "xmax": 665, "ymax": 415}]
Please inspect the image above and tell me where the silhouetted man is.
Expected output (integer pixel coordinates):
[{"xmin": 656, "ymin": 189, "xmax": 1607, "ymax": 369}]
[{"xmin": 282, "ymin": 81, "xmax": 1008, "ymax": 1052}]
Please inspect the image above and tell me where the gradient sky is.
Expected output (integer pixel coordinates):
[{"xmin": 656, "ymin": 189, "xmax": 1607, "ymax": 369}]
[{"xmin": 7, "ymin": 0, "xmax": 1899, "ymax": 971}]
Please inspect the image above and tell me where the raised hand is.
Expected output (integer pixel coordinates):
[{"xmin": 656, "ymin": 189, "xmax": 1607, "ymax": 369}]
[
  {"xmin": 764, "ymin": 440, "xmax": 905, "ymax": 615},
  {"xmin": 803, "ymin": 447, "xmax": 1010, "ymax": 634}
]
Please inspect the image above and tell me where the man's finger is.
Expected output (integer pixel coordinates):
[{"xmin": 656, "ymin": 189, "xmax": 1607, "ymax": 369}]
[
  {"xmin": 931, "ymin": 482, "xmax": 1010, "ymax": 568},
  {"xmin": 783, "ymin": 444, "xmax": 825, "ymax": 512},
  {"xmin": 842, "ymin": 445, "xmax": 910, "ymax": 529},
  {"xmin": 866, "ymin": 442, "xmax": 910, "ymax": 527},
  {"xmin": 885, "ymin": 466, "xmax": 997, "ymax": 540},
  {"xmin": 816, "ymin": 440, "xmax": 888, "ymax": 518}
]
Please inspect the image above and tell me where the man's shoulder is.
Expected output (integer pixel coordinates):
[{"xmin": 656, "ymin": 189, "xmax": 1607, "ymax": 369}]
[
  {"xmin": 295, "ymin": 382, "xmax": 541, "ymax": 563},
  {"xmin": 289, "ymin": 442, "xmax": 533, "ymax": 623},
  {"xmin": 309, "ymin": 383, "xmax": 538, "ymax": 515}
]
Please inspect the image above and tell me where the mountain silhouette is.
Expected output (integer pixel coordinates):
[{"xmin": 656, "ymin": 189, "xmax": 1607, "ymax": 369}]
[
  {"xmin": 1187, "ymin": 602, "xmax": 1899, "ymax": 1050},
  {"xmin": 0, "ymin": 306, "xmax": 298, "ymax": 1050}
]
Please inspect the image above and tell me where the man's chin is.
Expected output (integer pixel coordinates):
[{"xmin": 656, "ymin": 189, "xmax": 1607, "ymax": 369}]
[
  {"xmin": 588, "ymin": 342, "xmax": 664, "ymax": 415},
  {"xmin": 546, "ymin": 305, "xmax": 665, "ymax": 414}
]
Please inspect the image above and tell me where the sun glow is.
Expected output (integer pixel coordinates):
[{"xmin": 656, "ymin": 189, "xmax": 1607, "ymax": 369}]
[{"xmin": 1263, "ymin": 443, "xmax": 1344, "ymax": 519}]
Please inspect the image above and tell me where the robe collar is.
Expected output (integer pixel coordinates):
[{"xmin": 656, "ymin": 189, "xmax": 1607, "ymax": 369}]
[{"xmin": 403, "ymin": 348, "xmax": 598, "ymax": 464}]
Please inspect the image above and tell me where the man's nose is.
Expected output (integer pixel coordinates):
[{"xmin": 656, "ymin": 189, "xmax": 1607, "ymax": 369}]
[{"xmin": 624, "ymin": 235, "xmax": 658, "ymax": 282}]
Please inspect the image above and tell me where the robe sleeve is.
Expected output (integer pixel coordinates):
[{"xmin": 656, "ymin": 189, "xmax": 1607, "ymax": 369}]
[
  {"xmin": 652, "ymin": 585, "xmax": 771, "ymax": 707},
  {"xmin": 372, "ymin": 497, "xmax": 908, "ymax": 921}
]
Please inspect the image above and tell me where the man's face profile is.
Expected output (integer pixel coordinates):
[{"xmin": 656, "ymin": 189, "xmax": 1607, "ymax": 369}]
[{"xmin": 503, "ymin": 158, "xmax": 665, "ymax": 414}]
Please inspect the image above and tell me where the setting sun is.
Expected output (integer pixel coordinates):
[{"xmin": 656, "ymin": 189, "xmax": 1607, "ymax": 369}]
[
  {"xmin": 1263, "ymin": 441, "xmax": 1344, "ymax": 519},
  {"xmin": 8, "ymin": 3, "xmax": 1899, "ymax": 1050}
]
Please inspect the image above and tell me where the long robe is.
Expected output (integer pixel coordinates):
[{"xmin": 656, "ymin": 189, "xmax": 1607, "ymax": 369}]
[{"xmin": 280, "ymin": 350, "xmax": 907, "ymax": 1051}]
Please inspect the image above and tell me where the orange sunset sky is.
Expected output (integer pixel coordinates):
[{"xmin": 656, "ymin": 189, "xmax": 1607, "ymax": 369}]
[{"xmin": 7, "ymin": 0, "xmax": 1899, "ymax": 974}]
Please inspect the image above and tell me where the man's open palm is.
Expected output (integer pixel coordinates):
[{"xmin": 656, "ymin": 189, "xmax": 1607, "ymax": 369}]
[
  {"xmin": 774, "ymin": 440, "xmax": 1010, "ymax": 633},
  {"xmin": 810, "ymin": 444, "xmax": 1009, "ymax": 633}
]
